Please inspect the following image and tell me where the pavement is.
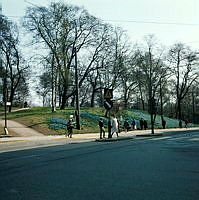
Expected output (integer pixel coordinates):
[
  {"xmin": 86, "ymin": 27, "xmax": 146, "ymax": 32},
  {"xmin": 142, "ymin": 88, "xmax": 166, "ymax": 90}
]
[
  {"xmin": 0, "ymin": 119, "xmax": 44, "ymax": 137},
  {"xmin": 0, "ymin": 107, "xmax": 44, "ymax": 137}
]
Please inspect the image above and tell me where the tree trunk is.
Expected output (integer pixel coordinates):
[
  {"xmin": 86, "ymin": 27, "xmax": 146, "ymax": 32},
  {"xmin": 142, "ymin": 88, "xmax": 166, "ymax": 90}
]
[
  {"xmin": 177, "ymin": 99, "xmax": 182, "ymax": 119},
  {"xmin": 8, "ymin": 89, "xmax": 14, "ymax": 113},
  {"xmin": 100, "ymin": 88, "xmax": 103, "ymax": 107},
  {"xmin": 51, "ymin": 54, "xmax": 56, "ymax": 112},
  {"xmin": 141, "ymin": 98, "xmax": 145, "ymax": 111},
  {"xmin": 124, "ymin": 89, "xmax": 128, "ymax": 109},
  {"xmin": 90, "ymin": 89, "xmax": 95, "ymax": 107},
  {"xmin": 70, "ymin": 95, "xmax": 75, "ymax": 107},
  {"xmin": 139, "ymin": 85, "xmax": 145, "ymax": 110},
  {"xmin": 150, "ymin": 113, "xmax": 154, "ymax": 134},
  {"xmin": 160, "ymin": 79, "xmax": 163, "ymax": 116},
  {"xmin": 42, "ymin": 96, "xmax": 45, "ymax": 107},
  {"xmin": 191, "ymin": 88, "xmax": 195, "ymax": 123},
  {"xmin": 60, "ymin": 86, "xmax": 67, "ymax": 109}
]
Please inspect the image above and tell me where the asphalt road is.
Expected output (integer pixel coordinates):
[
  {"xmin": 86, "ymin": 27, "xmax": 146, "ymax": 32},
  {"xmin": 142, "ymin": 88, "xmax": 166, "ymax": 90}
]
[{"xmin": 0, "ymin": 130, "xmax": 199, "ymax": 200}]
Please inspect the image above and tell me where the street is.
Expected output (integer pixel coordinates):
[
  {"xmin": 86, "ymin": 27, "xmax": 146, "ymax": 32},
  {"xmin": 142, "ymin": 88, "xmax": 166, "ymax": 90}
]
[{"xmin": 0, "ymin": 129, "xmax": 199, "ymax": 200}]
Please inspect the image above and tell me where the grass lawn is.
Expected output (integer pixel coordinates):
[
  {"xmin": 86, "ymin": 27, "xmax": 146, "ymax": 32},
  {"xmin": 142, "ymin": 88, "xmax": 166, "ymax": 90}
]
[
  {"xmin": 0, "ymin": 107, "xmax": 107, "ymax": 136},
  {"xmin": 0, "ymin": 106, "xmax": 198, "ymax": 136}
]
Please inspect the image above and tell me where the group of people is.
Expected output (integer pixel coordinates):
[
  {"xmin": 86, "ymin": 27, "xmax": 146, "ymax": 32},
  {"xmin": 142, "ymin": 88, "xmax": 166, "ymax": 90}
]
[
  {"xmin": 139, "ymin": 119, "xmax": 148, "ymax": 130},
  {"xmin": 179, "ymin": 119, "xmax": 189, "ymax": 128},
  {"xmin": 99, "ymin": 114, "xmax": 119, "ymax": 139},
  {"xmin": 98, "ymin": 115, "xmax": 150, "ymax": 139},
  {"xmin": 65, "ymin": 114, "xmax": 139, "ymax": 139},
  {"xmin": 66, "ymin": 114, "xmax": 190, "ymax": 139}
]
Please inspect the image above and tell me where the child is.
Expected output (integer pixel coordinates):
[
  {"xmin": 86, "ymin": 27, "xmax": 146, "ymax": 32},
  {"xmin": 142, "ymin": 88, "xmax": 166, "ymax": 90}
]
[{"xmin": 67, "ymin": 115, "xmax": 74, "ymax": 138}]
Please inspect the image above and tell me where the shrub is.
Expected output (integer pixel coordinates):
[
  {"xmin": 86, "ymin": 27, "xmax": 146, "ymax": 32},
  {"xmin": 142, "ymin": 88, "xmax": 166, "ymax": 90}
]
[{"xmin": 47, "ymin": 117, "xmax": 67, "ymax": 130}]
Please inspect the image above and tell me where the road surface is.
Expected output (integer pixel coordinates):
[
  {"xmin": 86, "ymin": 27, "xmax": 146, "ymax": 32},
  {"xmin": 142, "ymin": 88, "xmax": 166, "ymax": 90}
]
[{"xmin": 0, "ymin": 129, "xmax": 199, "ymax": 200}]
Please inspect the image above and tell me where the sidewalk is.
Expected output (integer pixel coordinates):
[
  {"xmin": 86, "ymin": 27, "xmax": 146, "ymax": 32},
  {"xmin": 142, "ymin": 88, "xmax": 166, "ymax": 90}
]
[{"xmin": 0, "ymin": 119, "xmax": 44, "ymax": 137}]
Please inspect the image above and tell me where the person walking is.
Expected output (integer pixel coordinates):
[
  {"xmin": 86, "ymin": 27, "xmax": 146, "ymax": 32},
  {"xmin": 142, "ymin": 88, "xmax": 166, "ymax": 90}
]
[
  {"xmin": 143, "ymin": 120, "xmax": 148, "ymax": 130},
  {"xmin": 179, "ymin": 120, "xmax": 182, "ymax": 128},
  {"xmin": 66, "ymin": 115, "xmax": 74, "ymax": 138},
  {"xmin": 111, "ymin": 114, "xmax": 119, "ymax": 137},
  {"xmin": 140, "ymin": 119, "xmax": 144, "ymax": 130},
  {"xmin": 131, "ymin": 119, "xmax": 136, "ymax": 130},
  {"xmin": 185, "ymin": 119, "xmax": 189, "ymax": 128},
  {"xmin": 99, "ymin": 117, "xmax": 105, "ymax": 139},
  {"xmin": 124, "ymin": 118, "xmax": 130, "ymax": 133},
  {"xmin": 162, "ymin": 119, "xmax": 166, "ymax": 129}
]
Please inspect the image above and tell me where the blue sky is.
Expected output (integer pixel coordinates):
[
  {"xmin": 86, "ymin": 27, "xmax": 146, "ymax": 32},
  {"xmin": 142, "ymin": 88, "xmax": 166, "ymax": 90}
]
[{"xmin": 2, "ymin": 0, "xmax": 199, "ymax": 49}]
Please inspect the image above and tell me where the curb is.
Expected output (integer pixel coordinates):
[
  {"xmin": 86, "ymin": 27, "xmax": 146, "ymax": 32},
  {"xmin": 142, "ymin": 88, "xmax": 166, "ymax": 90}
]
[
  {"xmin": 136, "ymin": 133, "xmax": 163, "ymax": 137},
  {"xmin": 95, "ymin": 136, "xmax": 135, "ymax": 142},
  {"xmin": 0, "ymin": 135, "xmax": 13, "ymax": 138},
  {"xmin": 0, "ymin": 139, "xmax": 28, "ymax": 143}
]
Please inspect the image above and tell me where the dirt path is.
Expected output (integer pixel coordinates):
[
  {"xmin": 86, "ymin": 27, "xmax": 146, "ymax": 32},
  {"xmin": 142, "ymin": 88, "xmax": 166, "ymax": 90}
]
[{"xmin": 0, "ymin": 119, "xmax": 44, "ymax": 137}]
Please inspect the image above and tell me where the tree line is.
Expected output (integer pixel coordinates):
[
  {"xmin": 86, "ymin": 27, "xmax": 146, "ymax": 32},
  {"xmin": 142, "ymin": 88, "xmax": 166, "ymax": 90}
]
[{"xmin": 0, "ymin": 2, "xmax": 199, "ymax": 123}]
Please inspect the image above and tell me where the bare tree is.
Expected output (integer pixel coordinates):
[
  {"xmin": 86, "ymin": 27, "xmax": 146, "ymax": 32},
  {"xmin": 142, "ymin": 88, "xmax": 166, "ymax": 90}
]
[
  {"xmin": 137, "ymin": 35, "xmax": 167, "ymax": 133},
  {"xmin": 0, "ymin": 15, "xmax": 29, "ymax": 112},
  {"xmin": 23, "ymin": 2, "xmax": 115, "ymax": 110},
  {"xmin": 168, "ymin": 43, "xmax": 199, "ymax": 120},
  {"xmin": 35, "ymin": 71, "xmax": 51, "ymax": 107},
  {"xmin": 119, "ymin": 51, "xmax": 138, "ymax": 109}
]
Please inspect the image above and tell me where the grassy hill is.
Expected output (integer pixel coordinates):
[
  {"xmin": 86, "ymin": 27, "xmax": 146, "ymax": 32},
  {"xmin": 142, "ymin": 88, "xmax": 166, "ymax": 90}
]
[{"xmin": 0, "ymin": 107, "xmax": 198, "ymax": 136}]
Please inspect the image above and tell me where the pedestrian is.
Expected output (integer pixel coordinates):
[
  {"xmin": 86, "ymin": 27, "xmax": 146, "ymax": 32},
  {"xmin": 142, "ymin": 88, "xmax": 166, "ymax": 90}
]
[
  {"xmin": 124, "ymin": 118, "xmax": 130, "ymax": 133},
  {"xmin": 140, "ymin": 119, "xmax": 144, "ymax": 130},
  {"xmin": 179, "ymin": 120, "xmax": 182, "ymax": 128},
  {"xmin": 143, "ymin": 120, "xmax": 148, "ymax": 130},
  {"xmin": 66, "ymin": 115, "xmax": 74, "ymax": 138},
  {"xmin": 117, "ymin": 118, "xmax": 121, "ymax": 133},
  {"xmin": 120, "ymin": 115, "xmax": 123, "ymax": 123},
  {"xmin": 185, "ymin": 119, "xmax": 189, "ymax": 128},
  {"xmin": 108, "ymin": 119, "xmax": 112, "ymax": 138},
  {"xmin": 119, "ymin": 115, "xmax": 124, "ymax": 133},
  {"xmin": 111, "ymin": 114, "xmax": 119, "ymax": 137},
  {"xmin": 131, "ymin": 119, "xmax": 136, "ymax": 130},
  {"xmin": 162, "ymin": 119, "xmax": 166, "ymax": 129},
  {"xmin": 24, "ymin": 101, "xmax": 28, "ymax": 108},
  {"xmin": 99, "ymin": 117, "xmax": 105, "ymax": 139},
  {"xmin": 135, "ymin": 120, "xmax": 140, "ymax": 130}
]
